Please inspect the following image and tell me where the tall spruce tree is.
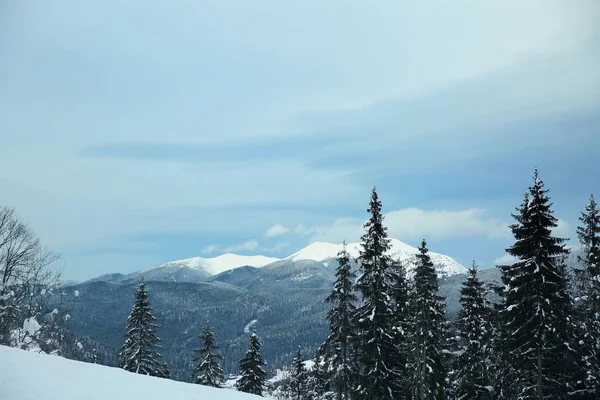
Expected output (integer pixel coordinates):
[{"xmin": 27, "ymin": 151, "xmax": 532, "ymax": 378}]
[
  {"xmin": 452, "ymin": 261, "xmax": 494, "ymax": 400},
  {"xmin": 289, "ymin": 347, "xmax": 308, "ymax": 400},
  {"xmin": 406, "ymin": 239, "xmax": 447, "ymax": 400},
  {"xmin": 576, "ymin": 194, "xmax": 600, "ymax": 395},
  {"xmin": 308, "ymin": 353, "xmax": 332, "ymax": 400},
  {"xmin": 499, "ymin": 169, "xmax": 574, "ymax": 399},
  {"xmin": 318, "ymin": 241, "xmax": 357, "ymax": 400},
  {"xmin": 118, "ymin": 278, "xmax": 167, "ymax": 377},
  {"xmin": 352, "ymin": 186, "xmax": 402, "ymax": 399},
  {"xmin": 389, "ymin": 258, "xmax": 410, "ymax": 397},
  {"xmin": 191, "ymin": 321, "xmax": 226, "ymax": 388},
  {"xmin": 492, "ymin": 195, "xmax": 530, "ymax": 400},
  {"xmin": 237, "ymin": 329, "xmax": 267, "ymax": 396}
]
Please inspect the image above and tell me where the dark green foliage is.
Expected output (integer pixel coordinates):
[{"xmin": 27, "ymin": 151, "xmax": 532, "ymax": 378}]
[
  {"xmin": 352, "ymin": 187, "xmax": 403, "ymax": 399},
  {"xmin": 192, "ymin": 321, "xmax": 226, "ymax": 387},
  {"xmin": 308, "ymin": 353, "xmax": 331, "ymax": 400},
  {"xmin": 575, "ymin": 195, "xmax": 600, "ymax": 396},
  {"xmin": 499, "ymin": 169, "xmax": 574, "ymax": 399},
  {"xmin": 289, "ymin": 347, "xmax": 308, "ymax": 400},
  {"xmin": 237, "ymin": 330, "xmax": 267, "ymax": 396},
  {"xmin": 318, "ymin": 242, "xmax": 357, "ymax": 400},
  {"xmin": 406, "ymin": 239, "xmax": 447, "ymax": 400},
  {"xmin": 389, "ymin": 258, "xmax": 410, "ymax": 398},
  {"xmin": 452, "ymin": 261, "xmax": 493, "ymax": 399},
  {"xmin": 118, "ymin": 279, "xmax": 167, "ymax": 377}
]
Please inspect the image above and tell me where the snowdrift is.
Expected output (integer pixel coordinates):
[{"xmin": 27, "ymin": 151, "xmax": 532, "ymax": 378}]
[{"xmin": 0, "ymin": 345, "xmax": 260, "ymax": 400}]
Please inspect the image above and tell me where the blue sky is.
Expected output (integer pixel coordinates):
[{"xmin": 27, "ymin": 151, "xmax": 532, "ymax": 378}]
[{"xmin": 1, "ymin": 1, "xmax": 599, "ymax": 281}]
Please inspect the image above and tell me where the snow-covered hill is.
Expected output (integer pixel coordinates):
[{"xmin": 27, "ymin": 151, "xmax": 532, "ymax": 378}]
[
  {"xmin": 92, "ymin": 254, "xmax": 282, "ymax": 284},
  {"xmin": 287, "ymin": 238, "xmax": 467, "ymax": 277},
  {"xmin": 142, "ymin": 253, "xmax": 281, "ymax": 277},
  {"xmin": 0, "ymin": 345, "xmax": 260, "ymax": 400}
]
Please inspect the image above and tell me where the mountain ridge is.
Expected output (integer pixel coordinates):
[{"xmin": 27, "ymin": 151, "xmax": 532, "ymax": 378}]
[{"xmin": 85, "ymin": 238, "xmax": 467, "ymax": 284}]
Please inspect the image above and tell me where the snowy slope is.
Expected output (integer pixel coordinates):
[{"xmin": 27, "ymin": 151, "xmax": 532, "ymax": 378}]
[
  {"xmin": 287, "ymin": 238, "xmax": 467, "ymax": 277},
  {"xmin": 98, "ymin": 254, "xmax": 283, "ymax": 283},
  {"xmin": 0, "ymin": 345, "xmax": 260, "ymax": 400},
  {"xmin": 142, "ymin": 253, "xmax": 281, "ymax": 276}
]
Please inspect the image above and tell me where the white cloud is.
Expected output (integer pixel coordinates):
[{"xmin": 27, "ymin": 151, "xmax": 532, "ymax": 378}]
[
  {"xmin": 302, "ymin": 208, "xmax": 511, "ymax": 243},
  {"xmin": 553, "ymin": 219, "xmax": 571, "ymax": 236},
  {"xmin": 213, "ymin": 240, "xmax": 290, "ymax": 255},
  {"xmin": 300, "ymin": 208, "xmax": 574, "ymax": 245},
  {"xmin": 265, "ymin": 224, "xmax": 291, "ymax": 237},
  {"xmin": 260, "ymin": 242, "xmax": 292, "ymax": 253},
  {"xmin": 384, "ymin": 208, "xmax": 510, "ymax": 239},
  {"xmin": 201, "ymin": 245, "xmax": 220, "ymax": 254},
  {"xmin": 224, "ymin": 240, "xmax": 260, "ymax": 253},
  {"xmin": 294, "ymin": 225, "xmax": 319, "ymax": 235},
  {"xmin": 493, "ymin": 254, "xmax": 519, "ymax": 265}
]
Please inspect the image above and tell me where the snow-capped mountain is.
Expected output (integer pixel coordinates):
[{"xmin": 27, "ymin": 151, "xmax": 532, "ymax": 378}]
[
  {"xmin": 286, "ymin": 238, "xmax": 467, "ymax": 277},
  {"xmin": 142, "ymin": 253, "xmax": 281, "ymax": 277},
  {"xmin": 88, "ymin": 238, "xmax": 466, "ymax": 284}
]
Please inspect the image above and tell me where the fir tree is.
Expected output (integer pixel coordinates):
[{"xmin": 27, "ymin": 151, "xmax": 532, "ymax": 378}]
[
  {"xmin": 492, "ymin": 195, "xmax": 530, "ymax": 400},
  {"xmin": 452, "ymin": 261, "xmax": 494, "ymax": 400},
  {"xmin": 499, "ymin": 169, "xmax": 574, "ymax": 399},
  {"xmin": 406, "ymin": 239, "xmax": 447, "ymax": 400},
  {"xmin": 308, "ymin": 354, "xmax": 332, "ymax": 400},
  {"xmin": 289, "ymin": 347, "xmax": 308, "ymax": 400},
  {"xmin": 157, "ymin": 363, "xmax": 170, "ymax": 379},
  {"xmin": 318, "ymin": 241, "xmax": 357, "ymax": 400},
  {"xmin": 576, "ymin": 194, "xmax": 600, "ymax": 395},
  {"xmin": 389, "ymin": 258, "xmax": 410, "ymax": 397},
  {"xmin": 118, "ymin": 278, "xmax": 167, "ymax": 377},
  {"xmin": 237, "ymin": 329, "xmax": 267, "ymax": 396},
  {"xmin": 191, "ymin": 321, "xmax": 226, "ymax": 388},
  {"xmin": 352, "ymin": 187, "xmax": 403, "ymax": 399}
]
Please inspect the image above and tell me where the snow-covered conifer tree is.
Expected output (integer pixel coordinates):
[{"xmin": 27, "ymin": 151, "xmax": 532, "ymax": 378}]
[
  {"xmin": 499, "ymin": 169, "xmax": 574, "ymax": 398},
  {"xmin": 191, "ymin": 321, "xmax": 226, "ymax": 388},
  {"xmin": 452, "ymin": 261, "xmax": 493, "ymax": 399},
  {"xmin": 406, "ymin": 239, "xmax": 447, "ymax": 400},
  {"xmin": 352, "ymin": 187, "xmax": 404, "ymax": 399},
  {"xmin": 389, "ymin": 258, "xmax": 410, "ymax": 397},
  {"xmin": 118, "ymin": 278, "xmax": 167, "ymax": 377},
  {"xmin": 289, "ymin": 347, "xmax": 307, "ymax": 400},
  {"xmin": 237, "ymin": 329, "xmax": 267, "ymax": 396},
  {"xmin": 575, "ymin": 194, "xmax": 600, "ymax": 396},
  {"xmin": 308, "ymin": 353, "xmax": 332, "ymax": 400},
  {"xmin": 318, "ymin": 242, "xmax": 357, "ymax": 400}
]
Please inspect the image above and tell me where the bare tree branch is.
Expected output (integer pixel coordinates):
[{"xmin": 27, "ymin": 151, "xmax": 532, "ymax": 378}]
[{"xmin": 0, "ymin": 206, "xmax": 61, "ymax": 345}]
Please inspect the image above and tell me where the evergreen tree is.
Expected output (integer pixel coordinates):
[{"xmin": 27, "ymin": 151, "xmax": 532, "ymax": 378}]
[
  {"xmin": 485, "ymin": 281, "xmax": 518, "ymax": 400},
  {"xmin": 118, "ymin": 278, "xmax": 167, "ymax": 377},
  {"xmin": 308, "ymin": 354, "xmax": 332, "ymax": 400},
  {"xmin": 452, "ymin": 261, "xmax": 493, "ymax": 400},
  {"xmin": 389, "ymin": 258, "xmax": 410, "ymax": 397},
  {"xmin": 289, "ymin": 347, "xmax": 308, "ymax": 400},
  {"xmin": 237, "ymin": 329, "xmax": 267, "ymax": 396},
  {"xmin": 318, "ymin": 241, "xmax": 357, "ymax": 400},
  {"xmin": 576, "ymin": 194, "xmax": 600, "ymax": 395},
  {"xmin": 157, "ymin": 363, "xmax": 170, "ymax": 379},
  {"xmin": 191, "ymin": 321, "xmax": 226, "ymax": 388},
  {"xmin": 406, "ymin": 239, "xmax": 447, "ymax": 400},
  {"xmin": 352, "ymin": 187, "xmax": 403, "ymax": 399},
  {"xmin": 499, "ymin": 169, "xmax": 574, "ymax": 399}
]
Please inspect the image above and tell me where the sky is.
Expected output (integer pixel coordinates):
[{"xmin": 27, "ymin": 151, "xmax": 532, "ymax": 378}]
[{"xmin": 1, "ymin": 1, "xmax": 599, "ymax": 281}]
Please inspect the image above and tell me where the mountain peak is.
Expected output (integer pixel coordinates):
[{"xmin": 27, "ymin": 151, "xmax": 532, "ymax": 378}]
[{"xmin": 286, "ymin": 238, "xmax": 467, "ymax": 277}]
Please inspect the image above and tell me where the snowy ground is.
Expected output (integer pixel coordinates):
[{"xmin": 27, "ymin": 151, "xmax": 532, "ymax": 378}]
[{"xmin": 0, "ymin": 345, "xmax": 260, "ymax": 400}]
